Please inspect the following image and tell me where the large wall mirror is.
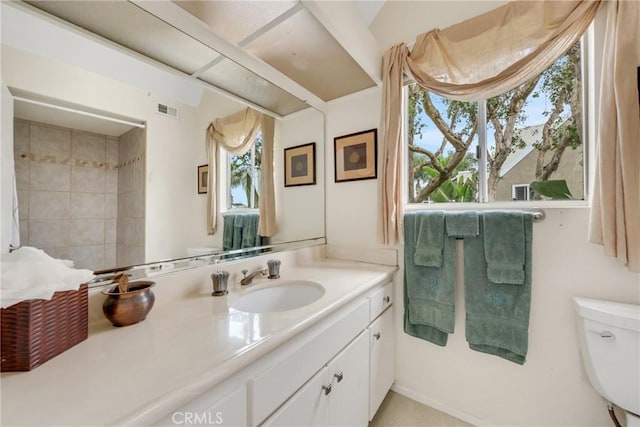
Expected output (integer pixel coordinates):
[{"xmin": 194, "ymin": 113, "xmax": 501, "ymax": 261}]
[{"xmin": 1, "ymin": 1, "xmax": 326, "ymax": 277}]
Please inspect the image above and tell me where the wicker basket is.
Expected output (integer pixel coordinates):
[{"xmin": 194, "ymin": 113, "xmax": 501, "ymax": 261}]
[{"xmin": 1, "ymin": 284, "xmax": 88, "ymax": 372}]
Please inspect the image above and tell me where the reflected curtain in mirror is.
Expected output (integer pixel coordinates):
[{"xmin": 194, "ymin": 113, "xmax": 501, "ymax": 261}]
[{"xmin": 206, "ymin": 108, "xmax": 275, "ymax": 237}]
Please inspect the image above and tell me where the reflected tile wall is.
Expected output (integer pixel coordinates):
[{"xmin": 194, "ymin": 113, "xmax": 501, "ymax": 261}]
[
  {"xmin": 115, "ymin": 127, "xmax": 146, "ymax": 267},
  {"xmin": 14, "ymin": 119, "xmax": 122, "ymax": 271}
]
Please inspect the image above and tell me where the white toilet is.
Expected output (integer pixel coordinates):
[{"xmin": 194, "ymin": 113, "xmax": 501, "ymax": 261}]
[{"xmin": 574, "ymin": 297, "xmax": 640, "ymax": 427}]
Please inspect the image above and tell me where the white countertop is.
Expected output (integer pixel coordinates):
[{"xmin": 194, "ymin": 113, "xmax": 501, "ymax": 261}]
[{"xmin": 0, "ymin": 256, "xmax": 396, "ymax": 426}]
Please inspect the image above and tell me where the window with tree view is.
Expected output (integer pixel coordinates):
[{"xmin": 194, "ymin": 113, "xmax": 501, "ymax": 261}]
[
  {"xmin": 229, "ymin": 133, "xmax": 261, "ymax": 209},
  {"xmin": 407, "ymin": 41, "xmax": 584, "ymax": 204}
]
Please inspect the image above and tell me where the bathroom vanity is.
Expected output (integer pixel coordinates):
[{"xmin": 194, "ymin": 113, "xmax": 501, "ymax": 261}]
[{"xmin": 0, "ymin": 246, "xmax": 397, "ymax": 426}]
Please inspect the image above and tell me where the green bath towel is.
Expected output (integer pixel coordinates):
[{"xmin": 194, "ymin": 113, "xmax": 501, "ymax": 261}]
[
  {"xmin": 404, "ymin": 212, "xmax": 456, "ymax": 346},
  {"xmin": 464, "ymin": 212, "xmax": 533, "ymax": 364}
]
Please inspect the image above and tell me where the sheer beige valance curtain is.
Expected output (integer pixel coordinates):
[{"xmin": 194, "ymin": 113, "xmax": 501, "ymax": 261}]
[
  {"xmin": 206, "ymin": 107, "xmax": 276, "ymax": 237},
  {"xmin": 380, "ymin": 0, "xmax": 640, "ymax": 272}
]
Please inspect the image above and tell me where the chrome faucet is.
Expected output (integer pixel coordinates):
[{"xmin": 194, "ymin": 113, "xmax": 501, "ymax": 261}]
[{"xmin": 240, "ymin": 268, "xmax": 267, "ymax": 286}]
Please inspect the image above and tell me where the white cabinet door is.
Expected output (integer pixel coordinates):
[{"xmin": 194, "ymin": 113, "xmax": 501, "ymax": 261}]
[
  {"xmin": 328, "ymin": 331, "xmax": 369, "ymax": 427},
  {"xmin": 262, "ymin": 367, "xmax": 330, "ymax": 427},
  {"xmin": 369, "ymin": 306, "xmax": 395, "ymax": 421},
  {"xmin": 264, "ymin": 331, "xmax": 370, "ymax": 427}
]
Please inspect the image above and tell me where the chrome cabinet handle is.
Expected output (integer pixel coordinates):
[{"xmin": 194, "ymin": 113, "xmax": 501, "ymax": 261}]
[
  {"xmin": 374, "ymin": 332, "xmax": 381, "ymax": 340},
  {"xmin": 334, "ymin": 372, "xmax": 344, "ymax": 383},
  {"xmin": 383, "ymin": 296, "xmax": 390, "ymax": 304},
  {"xmin": 322, "ymin": 384, "xmax": 332, "ymax": 395}
]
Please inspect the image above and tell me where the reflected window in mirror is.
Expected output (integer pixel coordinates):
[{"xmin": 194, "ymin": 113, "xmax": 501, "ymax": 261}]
[{"xmin": 228, "ymin": 132, "xmax": 262, "ymax": 209}]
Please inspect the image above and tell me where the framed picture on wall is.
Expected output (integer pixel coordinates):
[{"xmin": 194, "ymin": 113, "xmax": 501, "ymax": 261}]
[
  {"xmin": 198, "ymin": 164, "xmax": 208, "ymax": 194},
  {"xmin": 334, "ymin": 129, "xmax": 377, "ymax": 183},
  {"xmin": 284, "ymin": 142, "xmax": 316, "ymax": 187}
]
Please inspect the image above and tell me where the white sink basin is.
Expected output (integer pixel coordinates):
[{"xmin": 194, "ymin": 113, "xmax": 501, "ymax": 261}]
[{"xmin": 231, "ymin": 281, "xmax": 325, "ymax": 313}]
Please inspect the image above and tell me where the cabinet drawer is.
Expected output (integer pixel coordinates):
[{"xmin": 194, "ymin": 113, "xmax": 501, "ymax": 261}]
[
  {"xmin": 251, "ymin": 299, "xmax": 369, "ymax": 425},
  {"xmin": 369, "ymin": 282, "xmax": 393, "ymax": 321}
]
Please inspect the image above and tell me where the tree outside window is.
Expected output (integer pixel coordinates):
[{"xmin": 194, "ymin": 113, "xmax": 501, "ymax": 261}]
[
  {"xmin": 407, "ymin": 41, "xmax": 583, "ymax": 203},
  {"xmin": 229, "ymin": 134, "xmax": 262, "ymax": 209}
]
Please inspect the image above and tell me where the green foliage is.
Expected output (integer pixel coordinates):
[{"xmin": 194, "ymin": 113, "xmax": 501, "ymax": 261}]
[{"xmin": 530, "ymin": 180, "xmax": 573, "ymax": 200}]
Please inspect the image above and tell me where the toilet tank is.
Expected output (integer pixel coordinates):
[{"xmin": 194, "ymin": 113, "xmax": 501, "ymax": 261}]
[{"xmin": 574, "ymin": 297, "xmax": 640, "ymax": 415}]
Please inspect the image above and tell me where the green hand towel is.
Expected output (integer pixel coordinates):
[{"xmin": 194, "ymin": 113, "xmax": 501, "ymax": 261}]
[
  {"xmin": 413, "ymin": 211, "xmax": 445, "ymax": 267},
  {"xmin": 482, "ymin": 211, "xmax": 526, "ymax": 285},
  {"xmin": 404, "ymin": 212, "xmax": 456, "ymax": 346},
  {"xmin": 464, "ymin": 212, "xmax": 533, "ymax": 364},
  {"xmin": 445, "ymin": 211, "xmax": 479, "ymax": 237}
]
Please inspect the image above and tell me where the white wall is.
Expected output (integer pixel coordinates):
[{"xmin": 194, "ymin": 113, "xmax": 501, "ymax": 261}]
[
  {"xmin": 325, "ymin": 87, "xmax": 381, "ymax": 247},
  {"xmin": 273, "ymin": 108, "xmax": 325, "ymax": 244}
]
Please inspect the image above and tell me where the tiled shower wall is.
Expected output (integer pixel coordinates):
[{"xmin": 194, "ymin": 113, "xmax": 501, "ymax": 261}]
[
  {"xmin": 116, "ymin": 127, "xmax": 145, "ymax": 267},
  {"xmin": 14, "ymin": 119, "xmax": 146, "ymax": 270}
]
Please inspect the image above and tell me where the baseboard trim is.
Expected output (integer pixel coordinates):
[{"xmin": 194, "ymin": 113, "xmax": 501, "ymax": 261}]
[{"xmin": 391, "ymin": 384, "xmax": 492, "ymax": 427}]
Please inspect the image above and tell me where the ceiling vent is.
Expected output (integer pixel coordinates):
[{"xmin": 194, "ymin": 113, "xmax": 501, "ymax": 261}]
[{"xmin": 157, "ymin": 103, "xmax": 179, "ymax": 119}]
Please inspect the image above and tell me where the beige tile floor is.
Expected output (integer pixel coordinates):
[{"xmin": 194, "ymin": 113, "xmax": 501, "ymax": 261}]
[{"xmin": 370, "ymin": 391, "xmax": 473, "ymax": 427}]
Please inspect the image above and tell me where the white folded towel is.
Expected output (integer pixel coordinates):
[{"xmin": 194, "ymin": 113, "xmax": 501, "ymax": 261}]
[{"xmin": 1, "ymin": 247, "xmax": 94, "ymax": 308}]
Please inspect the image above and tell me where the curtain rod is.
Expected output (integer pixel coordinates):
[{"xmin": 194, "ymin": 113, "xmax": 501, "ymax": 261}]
[{"xmin": 13, "ymin": 96, "xmax": 146, "ymax": 129}]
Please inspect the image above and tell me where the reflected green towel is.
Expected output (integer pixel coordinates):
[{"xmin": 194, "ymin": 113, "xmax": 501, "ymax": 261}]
[
  {"xmin": 232, "ymin": 214, "xmax": 245, "ymax": 250},
  {"xmin": 241, "ymin": 213, "xmax": 262, "ymax": 248},
  {"xmin": 464, "ymin": 212, "xmax": 533, "ymax": 364},
  {"xmin": 483, "ymin": 211, "xmax": 526, "ymax": 285},
  {"xmin": 222, "ymin": 214, "xmax": 236, "ymax": 251},
  {"xmin": 413, "ymin": 211, "xmax": 445, "ymax": 267},
  {"xmin": 404, "ymin": 212, "xmax": 456, "ymax": 346}
]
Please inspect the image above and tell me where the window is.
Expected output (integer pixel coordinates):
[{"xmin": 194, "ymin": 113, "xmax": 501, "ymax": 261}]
[
  {"xmin": 407, "ymin": 41, "xmax": 584, "ymax": 204},
  {"xmin": 228, "ymin": 133, "xmax": 262, "ymax": 209},
  {"xmin": 512, "ymin": 184, "xmax": 532, "ymax": 201}
]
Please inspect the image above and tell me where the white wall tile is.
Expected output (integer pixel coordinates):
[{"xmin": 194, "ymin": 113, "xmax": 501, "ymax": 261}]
[
  {"xmin": 69, "ymin": 245, "xmax": 104, "ymax": 270},
  {"xmin": 30, "ymin": 162, "xmax": 70, "ymax": 191},
  {"xmin": 14, "ymin": 158, "xmax": 29, "ymax": 191},
  {"xmin": 72, "ymin": 131, "xmax": 105, "ymax": 162},
  {"xmin": 30, "ymin": 123, "xmax": 71, "ymax": 160},
  {"xmin": 105, "ymin": 193, "xmax": 117, "ymax": 219},
  {"xmin": 71, "ymin": 166, "xmax": 106, "ymax": 193},
  {"xmin": 17, "ymin": 189, "xmax": 29, "ymax": 220},
  {"xmin": 14, "ymin": 119, "xmax": 29, "ymax": 154},
  {"xmin": 104, "ymin": 218, "xmax": 116, "ymax": 243},
  {"xmin": 106, "ymin": 138, "xmax": 119, "ymax": 164},
  {"xmin": 29, "ymin": 219, "xmax": 70, "ymax": 247},
  {"xmin": 70, "ymin": 218, "xmax": 105, "ymax": 245},
  {"xmin": 29, "ymin": 191, "xmax": 70, "ymax": 219},
  {"xmin": 70, "ymin": 192, "xmax": 105, "ymax": 218}
]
